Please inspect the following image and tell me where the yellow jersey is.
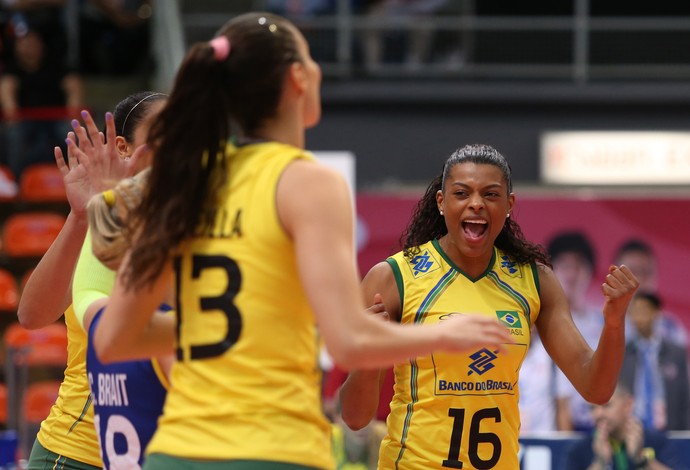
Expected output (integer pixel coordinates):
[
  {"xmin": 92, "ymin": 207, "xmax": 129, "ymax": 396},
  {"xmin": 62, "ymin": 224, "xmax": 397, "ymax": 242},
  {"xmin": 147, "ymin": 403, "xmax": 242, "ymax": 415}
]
[
  {"xmin": 36, "ymin": 305, "xmax": 102, "ymax": 467},
  {"xmin": 379, "ymin": 240, "xmax": 541, "ymax": 470},
  {"xmin": 147, "ymin": 142, "xmax": 333, "ymax": 469}
]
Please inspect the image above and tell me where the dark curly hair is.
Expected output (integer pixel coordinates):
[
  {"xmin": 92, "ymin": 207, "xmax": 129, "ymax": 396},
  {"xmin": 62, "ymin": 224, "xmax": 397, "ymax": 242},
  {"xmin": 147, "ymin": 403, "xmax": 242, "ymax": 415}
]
[{"xmin": 400, "ymin": 144, "xmax": 550, "ymax": 267}]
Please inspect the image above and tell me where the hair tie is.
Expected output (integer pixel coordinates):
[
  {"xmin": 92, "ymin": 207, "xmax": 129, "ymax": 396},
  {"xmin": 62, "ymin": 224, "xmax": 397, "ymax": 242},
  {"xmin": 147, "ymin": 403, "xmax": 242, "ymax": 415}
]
[
  {"xmin": 210, "ymin": 36, "xmax": 231, "ymax": 61},
  {"xmin": 103, "ymin": 190, "xmax": 116, "ymax": 207}
]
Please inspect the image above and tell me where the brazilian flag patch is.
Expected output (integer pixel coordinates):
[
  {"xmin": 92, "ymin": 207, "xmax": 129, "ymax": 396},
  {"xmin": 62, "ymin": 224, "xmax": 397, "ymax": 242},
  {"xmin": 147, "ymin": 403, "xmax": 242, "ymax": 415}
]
[{"xmin": 496, "ymin": 311, "xmax": 522, "ymax": 328}]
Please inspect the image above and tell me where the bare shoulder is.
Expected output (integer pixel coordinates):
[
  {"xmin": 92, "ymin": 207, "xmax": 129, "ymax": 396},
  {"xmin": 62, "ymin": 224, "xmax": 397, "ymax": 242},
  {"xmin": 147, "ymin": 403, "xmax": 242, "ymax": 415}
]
[
  {"xmin": 277, "ymin": 158, "xmax": 352, "ymax": 237},
  {"xmin": 536, "ymin": 262, "xmax": 558, "ymax": 288},
  {"xmin": 363, "ymin": 261, "xmax": 396, "ymax": 285},
  {"xmin": 280, "ymin": 158, "xmax": 347, "ymax": 196},
  {"xmin": 362, "ymin": 260, "xmax": 401, "ymax": 321},
  {"xmin": 534, "ymin": 261, "xmax": 569, "ymax": 322},
  {"xmin": 278, "ymin": 159, "xmax": 349, "ymax": 210}
]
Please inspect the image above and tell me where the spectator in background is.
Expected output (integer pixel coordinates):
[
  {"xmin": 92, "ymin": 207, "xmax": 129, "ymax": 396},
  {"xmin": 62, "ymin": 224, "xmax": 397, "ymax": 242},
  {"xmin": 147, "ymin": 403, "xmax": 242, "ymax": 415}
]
[
  {"xmin": 79, "ymin": 0, "xmax": 153, "ymax": 75},
  {"xmin": 360, "ymin": 0, "xmax": 449, "ymax": 72},
  {"xmin": 0, "ymin": 0, "xmax": 69, "ymax": 61},
  {"xmin": 265, "ymin": 0, "xmax": 335, "ymax": 17},
  {"xmin": 264, "ymin": 0, "xmax": 338, "ymax": 62},
  {"xmin": 548, "ymin": 230, "xmax": 604, "ymax": 432},
  {"xmin": 614, "ymin": 238, "xmax": 688, "ymax": 348},
  {"xmin": 564, "ymin": 382, "xmax": 684, "ymax": 470},
  {"xmin": 620, "ymin": 292, "xmax": 689, "ymax": 431},
  {"xmin": 0, "ymin": 26, "xmax": 83, "ymax": 178},
  {"xmin": 518, "ymin": 329, "xmax": 571, "ymax": 433}
]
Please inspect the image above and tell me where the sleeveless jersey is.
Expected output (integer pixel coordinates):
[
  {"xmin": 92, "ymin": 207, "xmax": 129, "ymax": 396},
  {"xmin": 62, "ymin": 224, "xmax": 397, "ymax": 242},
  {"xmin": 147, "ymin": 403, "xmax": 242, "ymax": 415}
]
[
  {"xmin": 379, "ymin": 240, "xmax": 541, "ymax": 470},
  {"xmin": 146, "ymin": 142, "xmax": 333, "ymax": 469},
  {"xmin": 86, "ymin": 306, "xmax": 170, "ymax": 470},
  {"xmin": 36, "ymin": 305, "xmax": 102, "ymax": 467}
]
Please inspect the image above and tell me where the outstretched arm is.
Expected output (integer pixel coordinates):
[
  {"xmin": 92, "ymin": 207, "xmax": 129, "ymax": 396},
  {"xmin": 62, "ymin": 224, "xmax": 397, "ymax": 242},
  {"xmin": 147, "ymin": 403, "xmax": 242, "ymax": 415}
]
[
  {"xmin": 538, "ymin": 264, "xmax": 638, "ymax": 405},
  {"xmin": 19, "ymin": 110, "xmax": 144, "ymax": 329},
  {"xmin": 17, "ymin": 135, "xmax": 90, "ymax": 328}
]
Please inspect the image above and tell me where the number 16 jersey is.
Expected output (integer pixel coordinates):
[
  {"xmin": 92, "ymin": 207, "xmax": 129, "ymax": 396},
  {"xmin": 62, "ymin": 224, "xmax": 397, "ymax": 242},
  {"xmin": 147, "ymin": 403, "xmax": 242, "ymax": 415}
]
[{"xmin": 379, "ymin": 240, "xmax": 541, "ymax": 470}]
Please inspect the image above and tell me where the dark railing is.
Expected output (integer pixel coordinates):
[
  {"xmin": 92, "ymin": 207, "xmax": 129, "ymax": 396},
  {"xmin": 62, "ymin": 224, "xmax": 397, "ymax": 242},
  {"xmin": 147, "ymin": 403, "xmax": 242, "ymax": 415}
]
[{"xmin": 181, "ymin": 0, "xmax": 690, "ymax": 83}]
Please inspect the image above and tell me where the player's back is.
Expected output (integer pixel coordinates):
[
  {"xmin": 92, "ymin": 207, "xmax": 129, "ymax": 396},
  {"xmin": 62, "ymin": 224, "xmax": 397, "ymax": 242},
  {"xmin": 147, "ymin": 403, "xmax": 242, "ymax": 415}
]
[{"xmin": 147, "ymin": 142, "xmax": 333, "ymax": 469}]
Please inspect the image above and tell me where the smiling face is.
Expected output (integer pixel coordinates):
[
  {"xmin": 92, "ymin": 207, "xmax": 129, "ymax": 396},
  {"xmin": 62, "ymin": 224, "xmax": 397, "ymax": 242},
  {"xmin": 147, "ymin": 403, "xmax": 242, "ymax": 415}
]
[{"xmin": 436, "ymin": 162, "xmax": 514, "ymax": 272}]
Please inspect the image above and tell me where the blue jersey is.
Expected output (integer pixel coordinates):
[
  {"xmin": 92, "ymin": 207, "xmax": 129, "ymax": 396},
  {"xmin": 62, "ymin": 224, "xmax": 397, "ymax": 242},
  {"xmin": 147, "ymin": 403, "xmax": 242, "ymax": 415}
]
[{"xmin": 86, "ymin": 305, "xmax": 170, "ymax": 470}]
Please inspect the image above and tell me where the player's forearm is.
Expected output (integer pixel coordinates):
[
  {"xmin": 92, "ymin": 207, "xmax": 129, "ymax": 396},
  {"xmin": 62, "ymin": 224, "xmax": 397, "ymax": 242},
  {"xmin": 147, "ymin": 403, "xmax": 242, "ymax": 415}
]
[
  {"xmin": 17, "ymin": 211, "xmax": 87, "ymax": 328},
  {"xmin": 582, "ymin": 322, "xmax": 626, "ymax": 404},
  {"xmin": 339, "ymin": 369, "xmax": 385, "ymax": 430}
]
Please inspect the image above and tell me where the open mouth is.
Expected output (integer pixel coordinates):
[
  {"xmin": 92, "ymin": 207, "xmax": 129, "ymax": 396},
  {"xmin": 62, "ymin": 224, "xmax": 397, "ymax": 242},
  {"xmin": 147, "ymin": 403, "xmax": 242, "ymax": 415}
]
[{"xmin": 462, "ymin": 220, "xmax": 488, "ymax": 241}]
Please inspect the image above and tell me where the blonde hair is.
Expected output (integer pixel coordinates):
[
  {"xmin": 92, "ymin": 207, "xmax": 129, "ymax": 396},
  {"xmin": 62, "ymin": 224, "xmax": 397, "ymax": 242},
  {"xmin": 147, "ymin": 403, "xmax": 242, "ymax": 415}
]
[{"xmin": 87, "ymin": 169, "xmax": 151, "ymax": 270}]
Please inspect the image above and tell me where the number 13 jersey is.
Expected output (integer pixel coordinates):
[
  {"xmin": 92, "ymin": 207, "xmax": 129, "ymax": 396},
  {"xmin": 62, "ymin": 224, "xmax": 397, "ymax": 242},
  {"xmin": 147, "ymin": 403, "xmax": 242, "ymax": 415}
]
[
  {"xmin": 146, "ymin": 142, "xmax": 333, "ymax": 469},
  {"xmin": 379, "ymin": 240, "xmax": 541, "ymax": 470}
]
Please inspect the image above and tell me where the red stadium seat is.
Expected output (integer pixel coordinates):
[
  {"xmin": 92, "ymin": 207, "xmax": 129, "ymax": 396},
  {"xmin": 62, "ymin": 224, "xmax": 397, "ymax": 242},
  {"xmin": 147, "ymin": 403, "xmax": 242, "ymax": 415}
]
[
  {"xmin": 2, "ymin": 212, "xmax": 65, "ymax": 257},
  {"xmin": 20, "ymin": 380, "xmax": 61, "ymax": 460},
  {"xmin": 3, "ymin": 322, "xmax": 68, "ymax": 367},
  {"xmin": 19, "ymin": 164, "xmax": 66, "ymax": 203},
  {"xmin": 3, "ymin": 323, "xmax": 67, "ymax": 459},
  {"xmin": 0, "ymin": 383, "xmax": 7, "ymax": 425},
  {"xmin": 0, "ymin": 269, "xmax": 18, "ymax": 311},
  {"xmin": 22, "ymin": 381, "xmax": 60, "ymax": 424}
]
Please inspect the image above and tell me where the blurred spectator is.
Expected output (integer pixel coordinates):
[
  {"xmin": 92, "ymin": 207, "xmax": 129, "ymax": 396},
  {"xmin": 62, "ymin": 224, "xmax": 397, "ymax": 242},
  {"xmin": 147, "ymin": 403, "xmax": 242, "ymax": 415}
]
[
  {"xmin": 265, "ymin": 0, "xmax": 335, "ymax": 17},
  {"xmin": 614, "ymin": 238, "xmax": 688, "ymax": 348},
  {"xmin": 331, "ymin": 416, "xmax": 377, "ymax": 470},
  {"xmin": 78, "ymin": 0, "xmax": 153, "ymax": 75},
  {"xmin": 620, "ymin": 292, "xmax": 689, "ymax": 431},
  {"xmin": 360, "ymin": 0, "xmax": 450, "ymax": 71},
  {"xmin": 0, "ymin": 27, "xmax": 83, "ymax": 178},
  {"xmin": 264, "ymin": 0, "xmax": 338, "ymax": 62},
  {"xmin": 547, "ymin": 230, "xmax": 603, "ymax": 432},
  {"xmin": 518, "ymin": 329, "xmax": 571, "ymax": 433},
  {"xmin": 0, "ymin": 0, "xmax": 69, "ymax": 62},
  {"xmin": 564, "ymin": 382, "xmax": 685, "ymax": 470}
]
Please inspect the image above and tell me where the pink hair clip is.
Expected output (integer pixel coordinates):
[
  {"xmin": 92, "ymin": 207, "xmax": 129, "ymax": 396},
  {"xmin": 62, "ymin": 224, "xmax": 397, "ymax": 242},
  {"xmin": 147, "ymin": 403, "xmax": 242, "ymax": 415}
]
[{"xmin": 210, "ymin": 36, "xmax": 231, "ymax": 61}]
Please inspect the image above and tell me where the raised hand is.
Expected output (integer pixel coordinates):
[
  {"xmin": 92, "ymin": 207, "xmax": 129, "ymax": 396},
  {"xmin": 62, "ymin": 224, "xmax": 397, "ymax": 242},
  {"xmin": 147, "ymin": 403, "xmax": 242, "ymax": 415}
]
[
  {"xmin": 66, "ymin": 110, "xmax": 146, "ymax": 194},
  {"xmin": 592, "ymin": 422, "xmax": 613, "ymax": 466},
  {"xmin": 623, "ymin": 416, "xmax": 644, "ymax": 460},
  {"xmin": 601, "ymin": 264, "xmax": 639, "ymax": 327},
  {"xmin": 54, "ymin": 132, "xmax": 90, "ymax": 216},
  {"xmin": 365, "ymin": 292, "xmax": 389, "ymax": 322}
]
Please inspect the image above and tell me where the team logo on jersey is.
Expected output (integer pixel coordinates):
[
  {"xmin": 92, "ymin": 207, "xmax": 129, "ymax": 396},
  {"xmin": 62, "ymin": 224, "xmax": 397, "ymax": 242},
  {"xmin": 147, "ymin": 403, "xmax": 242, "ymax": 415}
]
[
  {"xmin": 500, "ymin": 255, "xmax": 522, "ymax": 278},
  {"xmin": 496, "ymin": 310, "xmax": 525, "ymax": 336},
  {"xmin": 408, "ymin": 249, "xmax": 439, "ymax": 278},
  {"xmin": 496, "ymin": 310, "xmax": 522, "ymax": 328},
  {"xmin": 467, "ymin": 348, "xmax": 498, "ymax": 376}
]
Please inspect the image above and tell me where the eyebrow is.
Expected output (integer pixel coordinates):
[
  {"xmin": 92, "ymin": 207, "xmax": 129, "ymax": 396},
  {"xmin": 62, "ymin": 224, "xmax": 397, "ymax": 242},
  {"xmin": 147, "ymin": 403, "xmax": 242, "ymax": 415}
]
[{"xmin": 448, "ymin": 182, "xmax": 504, "ymax": 189}]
